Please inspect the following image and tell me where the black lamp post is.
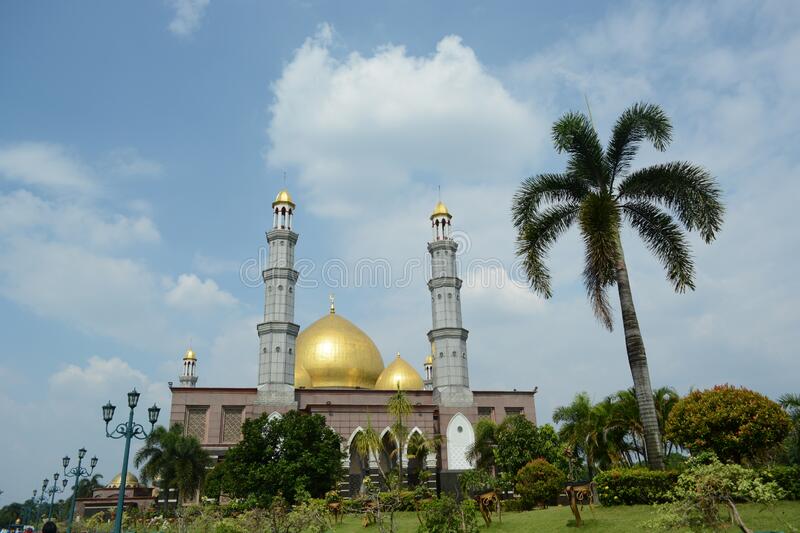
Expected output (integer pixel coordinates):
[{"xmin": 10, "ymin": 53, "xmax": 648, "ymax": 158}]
[
  {"xmin": 63, "ymin": 448, "xmax": 98, "ymax": 533},
  {"xmin": 103, "ymin": 388, "xmax": 160, "ymax": 533}
]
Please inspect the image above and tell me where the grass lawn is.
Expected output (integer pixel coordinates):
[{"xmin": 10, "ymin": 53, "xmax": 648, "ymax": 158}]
[{"xmin": 329, "ymin": 501, "xmax": 800, "ymax": 532}]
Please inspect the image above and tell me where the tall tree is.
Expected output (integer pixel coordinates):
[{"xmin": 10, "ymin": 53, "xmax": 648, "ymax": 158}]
[
  {"xmin": 779, "ymin": 393, "xmax": 800, "ymax": 464},
  {"xmin": 513, "ymin": 103, "xmax": 724, "ymax": 469}
]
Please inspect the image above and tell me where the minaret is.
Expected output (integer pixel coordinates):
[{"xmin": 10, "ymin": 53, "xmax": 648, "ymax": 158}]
[
  {"xmin": 427, "ymin": 201, "xmax": 473, "ymax": 406},
  {"xmin": 423, "ymin": 344, "xmax": 434, "ymax": 391},
  {"xmin": 256, "ymin": 189, "xmax": 300, "ymax": 406},
  {"xmin": 179, "ymin": 348, "xmax": 198, "ymax": 387}
]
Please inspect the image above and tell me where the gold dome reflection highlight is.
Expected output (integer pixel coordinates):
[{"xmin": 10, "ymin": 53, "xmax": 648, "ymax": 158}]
[{"xmin": 295, "ymin": 310, "xmax": 384, "ymax": 389}]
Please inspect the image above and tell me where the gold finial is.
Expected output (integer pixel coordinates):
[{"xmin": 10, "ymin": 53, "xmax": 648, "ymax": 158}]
[
  {"xmin": 329, "ymin": 293, "xmax": 335, "ymax": 314},
  {"xmin": 396, "ymin": 351, "xmax": 401, "ymax": 358}
]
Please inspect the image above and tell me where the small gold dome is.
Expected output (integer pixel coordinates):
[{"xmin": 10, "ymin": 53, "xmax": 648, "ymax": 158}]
[
  {"xmin": 295, "ymin": 365, "xmax": 312, "ymax": 388},
  {"xmin": 183, "ymin": 348, "xmax": 196, "ymax": 361},
  {"xmin": 425, "ymin": 354, "xmax": 433, "ymax": 365},
  {"xmin": 272, "ymin": 189, "xmax": 295, "ymax": 208},
  {"xmin": 108, "ymin": 472, "xmax": 139, "ymax": 488},
  {"xmin": 296, "ymin": 309, "xmax": 384, "ymax": 389},
  {"xmin": 430, "ymin": 201, "xmax": 451, "ymax": 219},
  {"xmin": 375, "ymin": 353, "xmax": 424, "ymax": 390}
]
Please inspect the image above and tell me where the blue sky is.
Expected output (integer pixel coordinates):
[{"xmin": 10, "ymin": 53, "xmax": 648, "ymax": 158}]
[{"xmin": 1, "ymin": 0, "xmax": 799, "ymax": 502}]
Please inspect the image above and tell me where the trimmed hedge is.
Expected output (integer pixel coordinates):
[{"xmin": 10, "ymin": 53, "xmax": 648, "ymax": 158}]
[
  {"xmin": 761, "ymin": 465, "xmax": 800, "ymax": 500},
  {"xmin": 595, "ymin": 468, "xmax": 678, "ymax": 505}
]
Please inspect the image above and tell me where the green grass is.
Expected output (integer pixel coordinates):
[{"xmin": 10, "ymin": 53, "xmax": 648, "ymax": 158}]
[{"xmin": 329, "ymin": 501, "xmax": 800, "ymax": 532}]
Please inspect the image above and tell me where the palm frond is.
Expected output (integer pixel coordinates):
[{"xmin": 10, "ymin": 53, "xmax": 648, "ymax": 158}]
[
  {"xmin": 578, "ymin": 193, "xmax": 619, "ymax": 329},
  {"xmin": 622, "ymin": 201, "xmax": 695, "ymax": 292},
  {"xmin": 552, "ymin": 111, "xmax": 609, "ymax": 189},
  {"xmin": 617, "ymin": 162, "xmax": 724, "ymax": 242},
  {"xmin": 606, "ymin": 102, "xmax": 672, "ymax": 181},
  {"xmin": 511, "ymin": 173, "xmax": 590, "ymax": 228},
  {"xmin": 516, "ymin": 203, "xmax": 580, "ymax": 297}
]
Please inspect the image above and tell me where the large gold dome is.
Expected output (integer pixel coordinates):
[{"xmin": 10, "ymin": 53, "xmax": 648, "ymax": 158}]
[
  {"xmin": 375, "ymin": 353, "xmax": 424, "ymax": 390},
  {"xmin": 295, "ymin": 309, "xmax": 384, "ymax": 389}
]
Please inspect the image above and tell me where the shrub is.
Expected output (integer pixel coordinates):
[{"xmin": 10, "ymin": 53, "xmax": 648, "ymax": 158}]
[
  {"xmin": 494, "ymin": 417, "xmax": 568, "ymax": 480},
  {"xmin": 417, "ymin": 495, "xmax": 479, "ymax": 533},
  {"xmin": 760, "ymin": 465, "xmax": 800, "ymax": 500},
  {"xmin": 514, "ymin": 459, "xmax": 566, "ymax": 509},
  {"xmin": 646, "ymin": 454, "xmax": 784, "ymax": 532},
  {"xmin": 500, "ymin": 498, "xmax": 524, "ymax": 512},
  {"xmin": 666, "ymin": 385, "xmax": 791, "ymax": 464},
  {"xmin": 595, "ymin": 467, "xmax": 677, "ymax": 505}
]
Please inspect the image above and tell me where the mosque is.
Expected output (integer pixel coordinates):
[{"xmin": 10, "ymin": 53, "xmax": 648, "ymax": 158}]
[{"xmin": 168, "ymin": 189, "xmax": 537, "ymax": 494}]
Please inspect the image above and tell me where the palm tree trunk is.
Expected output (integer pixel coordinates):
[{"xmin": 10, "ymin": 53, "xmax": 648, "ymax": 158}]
[{"xmin": 613, "ymin": 239, "xmax": 665, "ymax": 470}]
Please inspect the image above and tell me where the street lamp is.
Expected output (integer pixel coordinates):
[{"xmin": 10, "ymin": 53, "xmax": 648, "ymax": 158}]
[
  {"xmin": 63, "ymin": 448, "xmax": 97, "ymax": 533},
  {"xmin": 47, "ymin": 472, "xmax": 69, "ymax": 520},
  {"xmin": 33, "ymin": 478, "xmax": 48, "ymax": 525},
  {"xmin": 23, "ymin": 489, "xmax": 36, "ymax": 525},
  {"xmin": 102, "ymin": 388, "xmax": 160, "ymax": 533}
]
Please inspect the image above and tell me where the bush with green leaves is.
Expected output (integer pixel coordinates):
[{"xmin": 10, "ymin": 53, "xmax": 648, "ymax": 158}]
[
  {"xmin": 760, "ymin": 465, "xmax": 800, "ymax": 500},
  {"xmin": 595, "ymin": 467, "xmax": 678, "ymax": 505},
  {"xmin": 666, "ymin": 385, "xmax": 790, "ymax": 464},
  {"xmin": 417, "ymin": 495, "xmax": 479, "ymax": 533},
  {"xmin": 646, "ymin": 454, "xmax": 785, "ymax": 532},
  {"xmin": 494, "ymin": 415, "xmax": 567, "ymax": 479},
  {"xmin": 514, "ymin": 459, "xmax": 566, "ymax": 509}
]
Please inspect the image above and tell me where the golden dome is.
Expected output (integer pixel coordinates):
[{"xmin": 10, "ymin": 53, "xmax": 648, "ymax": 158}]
[
  {"xmin": 295, "ymin": 364, "xmax": 312, "ymax": 388},
  {"xmin": 375, "ymin": 353, "xmax": 424, "ymax": 390},
  {"xmin": 272, "ymin": 189, "xmax": 295, "ymax": 208},
  {"xmin": 183, "ymin": 348, "xmax": 196, "ymax": 361},
  {"xmin": 108, "ymin": 472, "xmax": 139, "ymax": 488},
  {"xmin": 296, "ymin": 309, "xmax": 384, "ymax": 389},
  {"xmin": 425, "ymin": 354, "xmax": 433, "ymax": 365},
  {"xmin": 430, "ymin": 201, "xmax": 451, "ymax": 219}
]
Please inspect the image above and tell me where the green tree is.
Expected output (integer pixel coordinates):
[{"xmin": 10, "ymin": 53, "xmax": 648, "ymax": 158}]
[
  {"xmin": 667, "ymin": 385, "xmax": 791, "ymax": 464},
  {"xmin": 73, "ymin": 473, "xmax": 104, "ymax": 498},
  {"xmin": 779, "ymin": 393, "xmax": 800, "ymax": 464},
  {"xmin": 465, "ymin": 418, "xmax": 498, "ymax": 472},
  {"xmin": 515, "ymin": 459, "xmax": 566, "ymax": 510},
  {"xmin": 494, "ymin": 415, "xmax": 565, "ymax": 479},
  {"xmin": 134, "ymin": 423, "xmax": 211, "ymax": 507},
  {"xmin": 513, "ymin": 103, "xmax": 724, "ymax": 469},
  {"xmin": 215, "ymin": 410, "xmax": 343, "ymax": 505}
]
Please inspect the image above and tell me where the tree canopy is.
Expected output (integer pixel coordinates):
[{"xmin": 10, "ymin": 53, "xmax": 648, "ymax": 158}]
[
  {"xmin": 493, "ymin": 415, "xmax": 566, "ymax": 478},
  {"xmin": 208, "ymin": 410, "xmax": 343, "ymax": 505}
]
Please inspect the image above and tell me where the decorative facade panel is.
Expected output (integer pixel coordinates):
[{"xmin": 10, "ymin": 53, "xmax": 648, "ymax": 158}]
[
  {"xmin": 185, "ymin": 407, "xmax": 208, "ymax": 441},
  {"xmin": 222, "ymin": 407, "xmax": 244, "ymax": 443}
]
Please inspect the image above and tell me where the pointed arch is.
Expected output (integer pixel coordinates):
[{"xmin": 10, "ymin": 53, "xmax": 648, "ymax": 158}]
[
  {"xmin": 267, "ymin": 411, "xmax": 282, "ymax": 422},
  {"xmin": 446, "ymin": 412, "xmax": 475, "ymax": 470}
]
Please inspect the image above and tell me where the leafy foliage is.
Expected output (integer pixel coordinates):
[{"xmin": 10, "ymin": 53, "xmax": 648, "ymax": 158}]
[
  {"xmin": 417, "ymin": 495, "xmax": 479, "ymax": 533},
  {"xmin": 465, "ymin": 418, "xmax": 497, "ymax": 471},
  {"xmin": 666, "ymin": 385, "xmax": 791, "ymax": 464},
  {"xmin": 493, "ymin": 416, "xmax": 566, "ymax": 479},
  {"xmin": 594, "ymin": 468, "xmax": 677, "ymax": 505},
  {"xmin": 779, "ymin": 393, "xmax": 800, "ymax": 465},
  {"xmin": 760, "ymin": 465, "xmax": 800, "ymax": 500},
  {"xmin": 211, "ymin": 411, "xmax": 343, "ymax": 505},
  {"xmin": 646, "ymin": 454, "xmax": 784, "ymax": 532},
  {"xmin": 515, "ymin": 459, "xmax": 566, "ymax": 509}
]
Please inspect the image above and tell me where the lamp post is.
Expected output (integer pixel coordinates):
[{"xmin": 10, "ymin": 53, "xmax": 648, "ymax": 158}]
[
  {"xmin": 23, "ymin": 489, "xmax": 36, "ymax": 526},
  {"xmin": 47, "ymin": 472, "xmax": 69, "ymax": 520},
  {"xmin": 63, "ymin": 448, "xmax": 98, "ymax": 533},
  {"xmin": 33, "ymin": 478, "xmax": 48, "ymax": 525},
  {"xmin": 102, "ymin": 388, "xmax": 160, "ymax": 533}
]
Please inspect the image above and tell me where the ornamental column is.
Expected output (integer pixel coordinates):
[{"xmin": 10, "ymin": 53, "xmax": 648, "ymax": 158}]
[
  {"xmin": 427, "ymin": 201, "xmax": 473, "ymax": 406},
  {"xmin": 256, "ymin": 189, "xmax": 300, "ymax": 406}
]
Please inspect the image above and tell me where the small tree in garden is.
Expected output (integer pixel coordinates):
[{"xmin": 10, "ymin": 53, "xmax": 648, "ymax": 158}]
[
  {"xmin": 647, "ymin": 454, "xmax": 784, "ymax": 533},
  {"xmin": 666, "ymin": 385, "xmax": 790, "ymax": 464},
  {"xmin": 779, "ymin": 393, "xmax": 800, "ymax": 464},
  {"xmin": 515, "ymin": 459, "xmax": 566, "ymax": 510},
  {"xmin": 494, "ymin": 416, "xmax": 566, "ymax": 480}
]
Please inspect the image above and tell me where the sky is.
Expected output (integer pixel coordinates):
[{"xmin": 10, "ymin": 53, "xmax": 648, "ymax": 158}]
[{"xmin": 1, "ymin": 0, "xmax": 799, "ymax": 503}]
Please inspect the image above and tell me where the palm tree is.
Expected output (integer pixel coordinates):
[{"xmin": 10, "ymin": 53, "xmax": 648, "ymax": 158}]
[
  {"xmin": 135, "ymin": 424, "xmax": 211, "ymax": 508},
  {"xmin": 779, "ymin": 393, "xmax": 800, "ymax": 464},
  {"xmin": 74, "ymin": 474, "xmax": 104, "ymax": 498},
  {"xmin": 387, "ymin": 388, "xmax": 412, "ymax": 484},
  {"xmin": 466, "ymin": 419, "xmax": 498, "ymax": 472},
  {"xmin": 513, "ymin": 103, "xmax": 724, "ymax": 469}
]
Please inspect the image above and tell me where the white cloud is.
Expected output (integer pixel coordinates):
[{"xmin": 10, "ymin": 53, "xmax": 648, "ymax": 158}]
[
  {"xmin": 167, "ymin": 0, "xmax": 210, "ymax": 37},
  {"xmin": 267, "ymin": 26, "xmax": 546, "ymax": 217},
  {"xmin": 0, "ymin": 142, "xmax": 95, "ymax": 193},
  {"xmin": 50, "ymin": 355, "xmax": 149, "ymax": 391},
  {"xmin": 165, "ymin": 273, "xmax": 238, "ymax": 311},
  {"xmin": 102, "ymin": 147, "xmax": 163, "ymax": 178}
]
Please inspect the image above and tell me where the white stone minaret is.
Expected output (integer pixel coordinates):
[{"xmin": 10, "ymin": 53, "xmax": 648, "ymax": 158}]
[
  {"xmin": 423, "ymin": 344, "xmax": 434, "ymax": 391},
  {"xmin": 179, "ymin": 348, "xmax": 198, "ymax": 387},
  {"xmin": 427, "ymin": 201, "xmax": 473, "ymax": 406},
  {"xmin": 256, "ymin": 189, "xmax": 300, "ymax": 406}
]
